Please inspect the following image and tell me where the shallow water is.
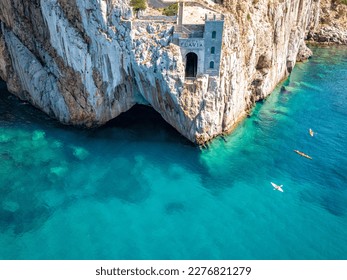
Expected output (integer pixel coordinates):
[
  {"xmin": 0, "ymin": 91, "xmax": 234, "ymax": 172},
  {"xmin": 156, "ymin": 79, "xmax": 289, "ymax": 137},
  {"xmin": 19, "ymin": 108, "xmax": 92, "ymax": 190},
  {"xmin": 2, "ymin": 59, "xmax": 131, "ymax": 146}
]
[{"xmin": 0, "ymin": 46, "xmax": 346, "ymax": 259}]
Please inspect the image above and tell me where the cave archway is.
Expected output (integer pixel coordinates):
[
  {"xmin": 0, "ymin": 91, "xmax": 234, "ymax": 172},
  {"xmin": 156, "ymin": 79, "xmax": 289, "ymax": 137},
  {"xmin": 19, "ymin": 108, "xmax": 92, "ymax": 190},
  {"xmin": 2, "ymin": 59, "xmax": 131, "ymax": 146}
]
[
  {"xmin": 104, "ymin": 105, "xmax": 191, "ymax": 144},
  {"xmin": 185, "ymin": 52, "xmax": 198, "ymax": 78}
]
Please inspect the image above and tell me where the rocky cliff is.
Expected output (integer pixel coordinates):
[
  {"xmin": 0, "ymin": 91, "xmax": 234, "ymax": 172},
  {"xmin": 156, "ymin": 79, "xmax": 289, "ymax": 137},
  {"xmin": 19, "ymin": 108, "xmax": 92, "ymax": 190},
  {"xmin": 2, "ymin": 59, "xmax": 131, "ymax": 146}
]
[
  {"xmin": 307, "ymin": 0, "xmax": 347, "ymax": 44},
  {"xmin": 0, "ymin": 0, "xmax": 323, "ymax": 144}
]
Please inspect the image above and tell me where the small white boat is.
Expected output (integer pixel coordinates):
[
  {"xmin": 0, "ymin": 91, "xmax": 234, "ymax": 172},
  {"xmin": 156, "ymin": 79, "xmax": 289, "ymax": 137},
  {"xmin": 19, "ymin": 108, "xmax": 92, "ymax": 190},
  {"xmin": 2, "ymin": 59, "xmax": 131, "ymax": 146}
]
[
  {"xmin": 309, "ymin": 128, "xmax": 314, "ymax": 137},
  {"xmin": 271, "ymin": 182, "xmax": 284, "ymax": 192}
]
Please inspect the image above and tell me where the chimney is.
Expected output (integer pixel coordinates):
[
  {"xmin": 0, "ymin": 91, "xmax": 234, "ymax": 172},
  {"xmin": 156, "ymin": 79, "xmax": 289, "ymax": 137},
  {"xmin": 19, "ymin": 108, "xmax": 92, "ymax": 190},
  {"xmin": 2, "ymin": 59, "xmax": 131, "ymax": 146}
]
[{"xmin": 177, "ymin": 1, "xmax": 184, "ymax": 32}]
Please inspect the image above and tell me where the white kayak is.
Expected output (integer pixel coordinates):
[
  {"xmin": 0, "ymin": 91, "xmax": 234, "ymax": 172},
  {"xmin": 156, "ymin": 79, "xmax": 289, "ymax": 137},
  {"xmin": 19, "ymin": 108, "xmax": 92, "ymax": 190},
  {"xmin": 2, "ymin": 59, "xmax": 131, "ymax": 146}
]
[{"xmin": 271, "ymin": 182, "xmax": 284, "ymax": 192}]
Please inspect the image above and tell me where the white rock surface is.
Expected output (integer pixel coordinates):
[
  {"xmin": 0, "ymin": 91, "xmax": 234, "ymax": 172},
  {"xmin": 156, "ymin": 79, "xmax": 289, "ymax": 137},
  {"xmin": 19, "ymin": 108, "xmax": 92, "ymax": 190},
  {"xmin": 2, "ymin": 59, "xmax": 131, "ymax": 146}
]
[{"xmin": 0, "ymin": 0, "xmax": 330, "ymax": 143}]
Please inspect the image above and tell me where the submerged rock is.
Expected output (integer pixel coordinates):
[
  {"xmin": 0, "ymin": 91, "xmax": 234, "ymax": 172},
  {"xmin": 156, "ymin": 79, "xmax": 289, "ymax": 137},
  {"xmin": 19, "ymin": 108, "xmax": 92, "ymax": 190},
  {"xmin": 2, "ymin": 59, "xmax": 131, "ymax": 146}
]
[
  {"xmin": 2, "ymin": 200, "xmax": 20, "ymax": 212},
  {"xmin": 0, "ymin": 133, "xmax": 12, "ymax": 143},
  {"xmin": 32, "ymin": 130, "xmax": 45, "ymax": 141},
  {"xmin": 50, "ymin": 166, "xmax": 69, "ymax": 177},
  {"xmin": 72, "ymin": 146, "xmax": 89, "ymax": 161}
]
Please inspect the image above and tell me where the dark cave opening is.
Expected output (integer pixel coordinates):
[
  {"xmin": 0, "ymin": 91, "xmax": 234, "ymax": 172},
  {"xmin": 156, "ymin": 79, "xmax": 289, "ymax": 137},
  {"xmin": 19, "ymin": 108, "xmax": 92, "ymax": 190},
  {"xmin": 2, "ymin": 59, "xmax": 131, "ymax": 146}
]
[
  {"xmin": 185, "ymin": 52, "xmax": 198, "ymax": 78},
  {"xmin": 104, "ymin": 105, "xmax": 192, "ymax": 145},
  {"xmin": 0, "ymin": 79, "xmax": 192, "ymax": 145}
]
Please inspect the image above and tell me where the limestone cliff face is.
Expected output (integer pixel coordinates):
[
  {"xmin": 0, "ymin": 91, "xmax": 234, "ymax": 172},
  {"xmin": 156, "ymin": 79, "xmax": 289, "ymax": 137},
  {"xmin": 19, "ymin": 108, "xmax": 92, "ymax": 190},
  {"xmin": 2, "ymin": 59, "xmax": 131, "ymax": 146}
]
[
  {"xmin": 0, "ymin": 0, "xmax": 321, "ymax": 143},
  {"xmin": 201, "ymin": 0, "xmax": 319, "ymax": 142},
  {"xmin": 307, "ymin": 0, "xmax": 347, "ymax": 44}
]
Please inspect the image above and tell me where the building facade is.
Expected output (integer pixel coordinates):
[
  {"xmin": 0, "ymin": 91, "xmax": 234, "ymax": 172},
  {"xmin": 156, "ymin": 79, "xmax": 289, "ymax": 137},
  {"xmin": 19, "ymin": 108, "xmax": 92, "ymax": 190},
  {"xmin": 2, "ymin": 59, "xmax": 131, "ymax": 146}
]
[{"xmin": 174, "ymin": 10, "xmax": 224, "ymax": 79}]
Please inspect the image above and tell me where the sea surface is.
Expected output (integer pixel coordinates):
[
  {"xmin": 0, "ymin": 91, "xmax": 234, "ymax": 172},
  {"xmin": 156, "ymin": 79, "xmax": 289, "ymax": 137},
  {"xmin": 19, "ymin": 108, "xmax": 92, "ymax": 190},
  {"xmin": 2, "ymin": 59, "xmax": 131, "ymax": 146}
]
[{"xmin": 0, "ymin": 46, "xmax": 346, "ymax": 260}]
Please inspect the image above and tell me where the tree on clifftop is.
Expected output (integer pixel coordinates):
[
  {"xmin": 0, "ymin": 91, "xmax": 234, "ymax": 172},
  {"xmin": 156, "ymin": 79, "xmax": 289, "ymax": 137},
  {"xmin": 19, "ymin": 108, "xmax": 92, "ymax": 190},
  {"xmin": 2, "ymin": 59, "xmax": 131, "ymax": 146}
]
[{"xmin": 130, "ymin": 0, "xmax": 147, "ymax": 18}]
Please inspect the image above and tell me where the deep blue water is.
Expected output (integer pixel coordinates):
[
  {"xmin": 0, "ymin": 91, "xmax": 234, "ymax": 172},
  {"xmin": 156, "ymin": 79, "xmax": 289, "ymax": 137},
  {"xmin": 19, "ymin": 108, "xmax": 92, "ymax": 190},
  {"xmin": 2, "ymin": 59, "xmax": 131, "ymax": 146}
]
[{"xmin": 0, "ymin": 46, "xmax": 346, "ymax": 260}]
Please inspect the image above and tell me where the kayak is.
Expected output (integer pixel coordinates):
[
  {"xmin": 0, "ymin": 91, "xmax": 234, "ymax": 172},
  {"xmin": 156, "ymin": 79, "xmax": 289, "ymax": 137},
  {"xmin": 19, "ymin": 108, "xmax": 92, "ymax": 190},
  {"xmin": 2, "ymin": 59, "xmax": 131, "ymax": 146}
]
[
  {"xmin": 294, "ymin": 150, "xmax": 312, "ymax": 160},
  {"xmin": 271, "ymin": 182, "xmax": 284, "ymax": 192}
]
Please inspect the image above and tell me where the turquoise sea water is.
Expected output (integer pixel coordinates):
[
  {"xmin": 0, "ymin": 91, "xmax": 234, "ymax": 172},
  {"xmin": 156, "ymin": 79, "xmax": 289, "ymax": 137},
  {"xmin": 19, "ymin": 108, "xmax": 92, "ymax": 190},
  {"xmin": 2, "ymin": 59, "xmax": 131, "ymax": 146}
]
[{"xmin": 0, "ymin": 46, "xmax": 346, "ymax": 260}]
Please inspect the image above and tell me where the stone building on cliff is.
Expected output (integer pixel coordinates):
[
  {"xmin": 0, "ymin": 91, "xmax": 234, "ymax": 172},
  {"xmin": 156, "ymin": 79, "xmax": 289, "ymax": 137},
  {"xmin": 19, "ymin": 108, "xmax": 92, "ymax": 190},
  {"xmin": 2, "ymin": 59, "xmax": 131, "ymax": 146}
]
[{"xmin": 171, "ymin": 1, "xmax": 224, "ymax": 79}]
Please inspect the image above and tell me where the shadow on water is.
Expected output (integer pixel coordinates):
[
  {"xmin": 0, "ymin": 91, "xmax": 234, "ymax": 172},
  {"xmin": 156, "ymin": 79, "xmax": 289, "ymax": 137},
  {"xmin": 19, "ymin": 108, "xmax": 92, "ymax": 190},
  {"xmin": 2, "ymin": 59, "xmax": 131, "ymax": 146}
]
[
  {"xmin": 0, "ymin": 204, "xmax": 53, "ymax": 235},
  {"xmin": 0, "ymin": 79, "xmax": 195, "ymax": 149},
  {"xmin": 96, "ymin": 104, "xmax": 195, "ymax": 146},
  {"xmin": 1, "ymin": 80, "xmax": 221, "ymax": 235},
  {"xmin": 0, "ymin": 79, "xmax": 193, "ymax": 145}
]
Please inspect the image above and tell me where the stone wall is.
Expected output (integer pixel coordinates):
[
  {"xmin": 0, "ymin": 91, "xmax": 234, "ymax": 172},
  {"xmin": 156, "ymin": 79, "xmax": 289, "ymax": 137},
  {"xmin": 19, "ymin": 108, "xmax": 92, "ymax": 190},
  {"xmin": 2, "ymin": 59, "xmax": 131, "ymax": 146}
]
[{"xmin": 138, "ymin": 15, "xmax": 177, "ymax": 22}]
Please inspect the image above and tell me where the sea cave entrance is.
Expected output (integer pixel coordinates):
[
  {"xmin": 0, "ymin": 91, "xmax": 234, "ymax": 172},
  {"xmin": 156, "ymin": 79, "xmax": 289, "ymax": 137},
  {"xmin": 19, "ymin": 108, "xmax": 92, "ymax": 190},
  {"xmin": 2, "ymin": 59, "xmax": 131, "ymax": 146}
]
[
  {"xmin": 105, "ymin": 105, "xmax": 192, "ymax": 144},
  {"xmin": 185, "ymin": 52, "xmax": 198, "ymax": 78}
]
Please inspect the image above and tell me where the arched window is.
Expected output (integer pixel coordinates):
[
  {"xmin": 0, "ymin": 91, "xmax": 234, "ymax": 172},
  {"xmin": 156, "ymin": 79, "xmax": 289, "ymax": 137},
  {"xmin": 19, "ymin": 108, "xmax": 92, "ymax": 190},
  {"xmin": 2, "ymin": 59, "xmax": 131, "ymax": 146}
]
[
  {"xmin": 210, "ymin": 61, "xmax": 214, "ymax": 69},
  {"xmin": 211, "ymin": 47, "xmax": 215, "ymax": 54},
  {"xmin": 212, "ymin": 31, "xmax": 216, "ymax": 39}
]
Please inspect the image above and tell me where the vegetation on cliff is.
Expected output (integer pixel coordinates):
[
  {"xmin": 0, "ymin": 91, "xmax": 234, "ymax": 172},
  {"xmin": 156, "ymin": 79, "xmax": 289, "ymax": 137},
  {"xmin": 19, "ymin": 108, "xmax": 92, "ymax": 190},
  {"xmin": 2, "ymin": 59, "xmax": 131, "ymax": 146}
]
[
  {"xmin": 130, "ymin": 0, "xmax": 147, "ymax": 17},
  {"xmin": 162, "ymin": 3, "xmax": 178, "ymax": 16}
]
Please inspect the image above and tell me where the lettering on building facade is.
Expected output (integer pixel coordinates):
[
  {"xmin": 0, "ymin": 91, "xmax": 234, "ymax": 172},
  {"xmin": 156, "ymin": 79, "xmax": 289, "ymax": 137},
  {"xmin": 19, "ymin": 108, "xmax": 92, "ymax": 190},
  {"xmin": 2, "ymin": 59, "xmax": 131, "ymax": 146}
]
[{"xmin": 180, "ymin": 39, "xmax": 204, "ymax": 49}]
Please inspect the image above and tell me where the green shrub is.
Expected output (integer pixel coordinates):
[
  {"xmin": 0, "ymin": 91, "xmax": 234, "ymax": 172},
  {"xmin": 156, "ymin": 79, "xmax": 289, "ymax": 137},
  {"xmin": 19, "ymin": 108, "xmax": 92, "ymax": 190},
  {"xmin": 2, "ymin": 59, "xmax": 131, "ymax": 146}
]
[
  {"xmin": 163, "ymin": 3, "xmax": 178, "ymax": 16},
  {"xmin": 333, "ymin": 0, "xmax": 347, "ymax": 5},
  {"xmin": 130, "ymin": 0, "xmax": 147, "ymax": 16}
]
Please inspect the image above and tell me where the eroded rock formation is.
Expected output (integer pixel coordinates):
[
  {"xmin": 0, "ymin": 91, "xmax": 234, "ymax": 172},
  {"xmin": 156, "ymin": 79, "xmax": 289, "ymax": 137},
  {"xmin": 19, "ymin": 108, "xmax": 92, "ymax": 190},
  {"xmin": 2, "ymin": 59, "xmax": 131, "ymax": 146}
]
[
  {"xmin": 307, "ymin": 0, "xmax": 347, "ymax": 44},
  {"xmin": 0, "ymin": 0, "xmax": 340, "ymax": 144}
]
